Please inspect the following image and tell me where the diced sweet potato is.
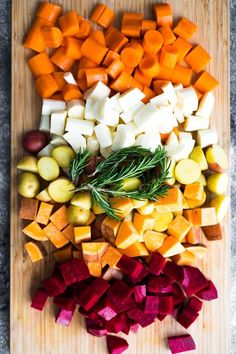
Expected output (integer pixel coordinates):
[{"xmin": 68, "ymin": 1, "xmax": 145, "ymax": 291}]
[
  {"xmin": 151, "ymin": 210, "xmax": 173, "ymax": 232},
  {"xmin": 172, "ymin": 250, "xmax": 196, "ymax": 266},
  {"xmin": 201, "ymin": 223, "xmax": 223, "ymax": 240},
  {"xmin": 101, "ymin": 216, "xmax": 121, "ymax": 243},
  {"xmin": 158, "ymin": 236, "xmax": 185, "ymax": 257},
  {"xmin": 133, "ymin": 213, "xmax": 155, "ymax": 235},
  {"xmin": 85, "ymin": 211, "xmax": 96, "ymax": 225},
  {"xmin": 167, "ymin": 215, "xmax": 191, "ymax": 241},
  {"xmin": 110, "ymin": 197, "xmax": 133, "ymax": 218},
  {"xmin": 19, "ymin": 198, "xmax": 39, "ymax": 220},
  {"xmin": 119, "ymin": 242, "xmax": 149, "ymax": 257},
  {"xmin": 155, "ymin": 187, "xmax": 183, "ymax": 212},
  {"xmin": 184, "ymin": 182, "xmax": 204, "ymax": 200},
  {"xmin": 186, "ymin": 190, "xmax": 206, "ymax": 209},
  {"xmin": 102, "ymin": 246, "xmax": 122, "ymax": 268},
  {"xmin": 36, "ymin": 202, "xmax": 54, "ymax": 225},
  {"xmin": 23, "ymin": 221, "xmax": 48, "ymax": 241},
  {"xmin": 186, "ymin": 226, "xmax": 202, "ymax": 244},
  {"xmin": 62, "ymin": 224, "xmax": 76, "ymax": 245},
  {"xmin": 44, "ymin": 222, "xmax": 69, "ymax": 248},
  {"xmin": 184, "ymin": 243, "xmax": 208, "ymax": 259},
  {"xmin": 82, "ymin": 242, "xmax": 109, "ymax": 262},
  {"xmin": 74, "ymin": 226, "xmax": 91, "ymax": 243},
  {"xmin": 115, "ymin": 220, "xmax": 140, "ymax": 249},
  {"xmin": 24, "ymin": 242, "xmax": 44, "ymax": 262},
  {"xmin": 144, "ymin": 230, "xmax": 167, "ymax": 252},
  {"xmin": 87, "ymin": 261, "xmax": 102, "ymax": 277},
  {"xmin": 50, "ymin": 205, "xmax": 69, "ymax": 230},
  {"xmin": 183, "ymin": 207, "xmax": 217, "ymax": 226},
  {"xmin": 53, "ymin": 245, "xmax": 73, "ymax": 263},
  {"xmin": 73, "ymin": 250, "xmax": 83, "ymax": 259}
]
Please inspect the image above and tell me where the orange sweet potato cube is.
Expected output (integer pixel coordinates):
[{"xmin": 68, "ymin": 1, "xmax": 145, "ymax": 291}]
[
  {"xmin": 62, "ymin": 224, "xmax": 76, "ymax": 245},
  {"xmin": 19, "ymin": 198, "xmax": 39, "ymax": 220},
  {"xmin": 172, "ymin": 250, "xmax": 196, "ymax": 266},
  {"xmin": 157, "ymin": 236, "xmax": 185, "ymax": 257},
  {"xmin": 115, "ymin": 220, "xmax": 140, "ymax": 249},
  {"xmin": 23, "ymin": 221, "xmax": 48, "ymax": 241},
  {"xmin": 87, "ymin": 262, "xmax": 102, "ymax": 277},
  {"xmin": 155, "ymin": 187, "xmax": 183, "ymax": 212},
  {"xmin": 82, "ymin": 242, "xmax": 109, "ymax": 262},
  {"xmin": 110, "ymin": 197, "xmax": 133, "ymax": 218},
  {"xmin": 201, "ymin": 223, "xmax": 223, "ymax": 241},
  {"xmin": 183, "ymin": 208, "xmax": 217, "ymax": 226},
  {"xmin": 43, "ymin": 222, "xmax": 69, "ymax": 248},
  {"xmin": 133, "ymin": 213, "xmax": 155, "ymax": 235},
  {"xmin": 102, "ymin": 246, "xmax": 122, "ymax": 267},
  {"xmin": 101, "ymin": 216, "xmax": 121, "ymax": 243},
  {"xmin": 186, "ymin": 226, "xmax": 202, "ymax": 244},
  {"xmin": 50, "ymin": 205, "xmax": 69, "ymax": 230},
  {"xmin": 144, "ymin": 231, "xmax": 167, "ymax": 252},
  {"xmin": 53, "ymin": 245, "xmax": 73, "ymax": 263},
  {"xmin": 36, "ymin": 202, "xmax": 54, "ymax": 225},
  {"xmin": 184, "ymin": 183, "xmax": 204, "ymax": 201},
  {"xmin": 74, "ymin": 226, "xmax": 91, "ymax": 243},
  {"xmin": 167, "ymin": 215, "xmax": 192, "ymax": 241},
  {"xmin": 119, "ymin": 242, "xmax": 149, "ymax": 257},
  {"xmin": 24, "ymin": 242, "xmax": 44, "ymax": 263}
]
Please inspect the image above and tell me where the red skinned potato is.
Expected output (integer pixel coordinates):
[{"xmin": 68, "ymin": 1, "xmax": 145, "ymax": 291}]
[{"xmin": 22, "ymin": 130, "xmax": 49, "ymax": 154}]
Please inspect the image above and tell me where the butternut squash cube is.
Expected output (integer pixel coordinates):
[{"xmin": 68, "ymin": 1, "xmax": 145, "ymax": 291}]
[
  {"xmin": 110, "ymin": 197, "xmax": 133, "ymax": 218},
  {"xmin": 44, "ymin": 222, "xmax": 69, "ymax": 248},
  {"xmin": 101, "ymin": 216, "xmax": 121, "ymax": 243},
  {"xmin": 24, "ymin": 242, "xmax": 44, "ymax": 262},
  {"xmin": 186, "ymin": 191, "xmax": 206, "ymax": 209},
  {"xmin": 85, "ymin": 212, "xmax": 96, "ymax": 225},
  {"xmin": 184, "ymin": 243, "xmax": 208, "ymax": 259},
  {"xmin": 119, "ymin": 242, "xmax": 149, "ymax": 257},
  {"xmin": 158, "ymin": 236, "xmax": 185, "ymax": 257},
  {"xmin": 133, "ymin": 213, "xmax": 155, "ymax": 235},
  {"xmin": 87, "ymin": 262, "xmax": 102, "ymax": 277},
  {"xmin": 36, "ymin": 202, "xmax": 54, "ymax": 225},
  {"xmin": 115, "ymin": 219, "xmax": 140, "ymax": 249},
  {"xmin": 23, "ymin": 221, "xmax": 48, "ymax": 241},
  {"xmin": 62, "ymin": 224, "xmax": 76, "ymax": 245},
  {"xmin": 155, "ymin": 187, "xmax": 183, "ymax": 212},
  {"xmin": 172, "ymin": 250, "xmax": 196, "ymax": 266},
  {"xmin": 50, "ymin": 205, "xmax": 69, "ymax": 230},
  {"xmin": 184, "ymin": 182, "xmax": 204, "ymax": 200},
  {"xmin": 144, "ymin": 230, "xmax": 167, "ymax": 252},
  {"xmin": 102, "ymin": 246, "xmax": 122, "ymax": 268},
  {"xmin": 186, "ymin": 226, "xmax": 202, "ymax": 244},
  {"xmin": 167, "ymin": 215, "xmax": 191, "ymax": 241},
  {"xmin": 183, "ymin": 207, "xmax": 217, "ymax": 226},
  {"xmin": 74, "ymin": 226, "xmax": 91, "ymax": 243},
  {"xmin": 82, "ymin": 242, "xmax": 109, "ymax": 262}
]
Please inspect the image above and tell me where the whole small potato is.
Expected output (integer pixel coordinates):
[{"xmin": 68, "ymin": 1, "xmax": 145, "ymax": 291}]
[
  {"xmin": 22, "ymin": 130, "xmax": 49, "ymax": 154},
  {"xmin": 52, "ymin": 145, "xmax": 75, "ymax": 168},
  {"xmin": 18, "ymin": 172, "xmax": 40, "ymax": 198},
  {"xmin": 37, "ymin": 157, "xmax": 60, "ymax": 181},
  {"xmin": 67, "ymin": 205, "xmax": 90, "ymax": 226}
]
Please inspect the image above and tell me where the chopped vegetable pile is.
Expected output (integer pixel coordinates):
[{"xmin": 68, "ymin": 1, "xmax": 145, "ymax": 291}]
[{"xmin": 17, "ymin": 1, "xmax": 230, "ymax": 353}]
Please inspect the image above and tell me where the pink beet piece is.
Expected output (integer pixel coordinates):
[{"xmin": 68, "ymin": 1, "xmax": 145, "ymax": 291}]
[
  {"xmin": 56, "ymin": 307, "xmax": 75, "ymax": 326},
  {"xmin": 144, "ymin": 296, "xmax": 159, "ymax": 315},
  {"xmin": 79, "ymin": 278, "xmax": 110, "ymax": 311},
  {"xmin": 98, "ymin": 299, "xmax": 118, "ymax": 321},
  {"xmin": 163, "ymin": 261, "xmax": 184, "ymax": 284},
  {"xmin": 117, "ymin": 255, "xmax": 148, "ymax": 282},
  {"xmin": 105, "ymin": 313, "xmax": 130, "ymax": 334},
  {"xmin": 176, "ymin": 307, "xmax": 199, "ymax": 329},
  {"xmin": 181, "ymin": 266, "xmax": 208, "ymax": 296},
  {"xmin": 159, "ymin": 295, "xmax": 173, "ymax": 315},
  {"xmin": 110, "ymin": 296, "xmax": 135, "ymax": 314},
  {"xmin": 167, "ymin": 334, "xmax": 196, "ymax": 353},
  {"xmin": 59, "ymin": 259, "xmax": 90, "ymax": 285},
  {"xmin": 128, "ymin": 306, "xmax": 156, "ymax": 328},
  {"xmin": 156, "ymin": 314, "xmax": 167, "ymax": 321},
  {"xmin": 31, "ymin": 289, "xmax": 48, "ymax": 311},
  {"xmin": 171, "ymin": 283, "xmax": 186, "ymax": 307},
  {"xmin": 147, "ymin": 275, "xmax": 173, "ymax": 294},
  {"xmin": 106, "ymin": 335, "xmax": 129, "ymax": 354},
  {"xmin": 42, "ymin": 275, "xmax": 66, "ymax": 297},
  {"xmin": 53, "ymin": 295, "xmax": 75, "ymax": 311},
  {"xmin": 108, "ymin": 280, "xmax": 133, "ymax": 304},
  {"xmin": 195, "ymin": 280, "xmax": 218, "ymax": 300},
  {"xmin": 134, "ymin": 285, "xmax": 146, "ymax": 303},
  {"xmin": 149, "ymin": 253, "xmax": 166, "ymax": 275},
  {"xmin": 86, "ymin": 318, "xmax": 107, "ymax": 337},
  {"xmin": 130, "ymin": 322, "xmax": 139, "ymax": 333},
  {"xmin": 187, "ymin": 297, "xmax": 202, "ymax": 313}
]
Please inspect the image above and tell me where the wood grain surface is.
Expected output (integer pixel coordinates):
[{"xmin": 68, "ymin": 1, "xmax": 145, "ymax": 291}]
[{"xmin": 11, "ymin": 1, "xmax": 230, "ymax": 353}]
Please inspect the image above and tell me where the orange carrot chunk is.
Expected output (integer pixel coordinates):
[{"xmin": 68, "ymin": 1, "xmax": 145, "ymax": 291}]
[
  {"xmin": 96, "ymin": 7, "xmax": 115, "ymax": 29},
  {"xmin": 105, "ymin": 27, "xmax": 129, "ymax": 53},
  {"xmin": 193, "ymin": 71, "xmax": 219, "ymax": 93},
  {"xmin": 110, "ymin": 71, "xmax": 133, "ymax": 92},
  {"xmin": 154, "ymin": 65, "xmax": 174, "ymax": 81},
  {"xmin": 90, "ymin": 3, "xmax": 106, "ymax": 22},
  {"xmin": 32, "ymin": 17, "xmax": 54, "ymax": 31},
  {"xmin": 35, "ymin": 74, "xmax": 59, "ymax": 98},
  {"xmin": 139, "ymin": 55, "xmax": 160, "ymax": 78},
  {"xmin": 172, "ymin": 65, "xmax": 192, "ymax": 86},
  {"xmin": 52, "ymin": 72, "xmax": 67, "ymax": 90},
  {"xmin": 153, "ymin": 4, "xmax": 173, "ymax": 27},
  {"xmin": 90, "ymin": 30, "xmax": 106, "ymax": 46},
  {"xmin": 159, "ymin": 26, "xmax": 176, "ymax": 45},
  {"xmin": 23, "ymin": 30, "xmax": 45, "ymax": 53},
  {"xmin": 130, "ymin": 77, "xmax": 143, "ymax": 91},
  {"xmin": 49, "ymin": 93, "xmax": 64, "ymax": 100},
  {"xmin": 81, "ymin": 37, "xmax": 108, "ymax": 64},
  {"xmin": 172, "ymin": 37, "xmax": 192, "ymax": 63},
  {"xmin": 25, "ymin": 242, "xmax": 44, "ymax": 262},
  {"xmin": 185, "ymin": 45, "xmax": 211, "ymax": 73},
  {"xmin": 106, "ymin": 59, "xmax": 125, "ymax": 79},
  {"xmin": 173, "ymin": 17, "xmax": 197, "ymax": 41},
  {"xmin": 36, "ymin": 2, "xmax": 62, "ymax": 25},
  {"xmin": 51, "ymin": 47, "xmax": 75, "ymax": 71},
  {"xmin": 75, "ymin": 16, "xmax": 91, "ymax": 39},
  {"xmin": 85, "ymin": 67, "xmax": 108, "ymax": 87},
  {"xmin": 42, "ymin": 27, "xmax": 63, "ymax": 48},
  {"xmin": 191, "ymin": 85, "xmax": 203, "ymax": 100},
  {"xmin": 62, "ymin": 84, "xmax": 83, "ymax": 101},
  {"xmin": 153, "ymin": 79, "xmax": 170, "ymax": 95},
  {"xmin": 121, "ymin": 13, "xmax": 144, "ymax": 38},
  {"xmin": 58, "ymin": 11, "xmax": 80, "ymax": 37},
  {"xmin": 77, "ymin": 78, "xmax": 88, "ymax": 92},
  {"xmin": 28, "ymin": 52, "xmax": 55, "ymax": 77},
  {"xmin": 141, "ymin": 19, "xmax": 157, "ymax": 35},
  {"xmin": 142, "ymin": 86, "xmax": 155, "ymax": 103},
  {"xmin": 120, "ymin": 41, "xmax": 144, "ymax": 68},
  {"xmin": 159, "ymin": 45, "xmax": 179, "ymax": 69},
  {"xmin": 134, "ymin": 67, "xmax": 152, "ymax": 87},
  {"xmin": 142, "ymin": 30, "xmax": 164, "ymax": 55},
  {"xmin": 103, "ymin": 50, "xmax": 120, "ymax": 67},
  {"xmin": 65, "ymin": 37, "xmax": 83, "ymax": 60}
]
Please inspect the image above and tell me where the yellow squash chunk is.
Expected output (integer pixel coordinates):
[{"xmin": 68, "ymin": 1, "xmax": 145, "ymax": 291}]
[
  {"xmin": 184, "ymin": 182, "xmax": 204, "ymax": 200},
  {"xmin": 209, "ymin": 195, "xmax": 230, "ymax": 222},
  {"xmin": 175, "ymin": 159, "xmax": 201, "ymax": 185},
  {"xmin": 207, "ymin": 173, "xmax": 228, "ymax": 195},
  {"xmin": 87, "ymin": 262, "xmax": 102, "ymax": 278},
  {"xmin": 35, "ymin": 202, "xmax": 54, "ymax": 225},
  {"xmin": 110, "ymin": 197, "xmax": 133, "ymax": 218},
  {"xmin": 119, "ymin": 242, "xmax": 149, "ymax": 257},
  {"xmin": 36, "ymin": 188, "xmax": 53, "ymax": 202},
  {"xmin": 115, "ymin": 219, "xmax": 140, "ymax": 249},
  {"xmin": 133, "ymin": 213, "xmax": 155, "ymax": 235},
  {"xmin": 155, "ymin": 187, "xmax": 183, "ymax": 212},
  {"xmin": 24, "ymin": 242, "xmax": 44, "ymax": 262},
  {"xmin": 167, "ymin": 215, "xmax": 191, "ymax": 241},
  {"xmin": 196, "ymin": 173, "xmax": 207, "ymax": 186},
  {"xmin": 82, "ymin": 242, "xmax": 109, "ymax": 262},
  {"xmin": 131, "ymin": 198, "xmax": 148, "ymax": 209},
  {"xmin": 173, "ymin": 210, "xmax": 183, "ymax": 216},
  {"xmin": 50, "ymin": 205, "xmax": 69, "ymax": 230},
  {"xmin": 157, "ymin": 236, "xmax": 185, "ymax": 257},
  {"xmin": 102, "ymin": 246, "xmax": 122, "ymax": 268},
  {"xmin": 85, "ymin": 211, "xmax": 96, "ymax": 225},
  {"xmin": 101, "ymin": 216, "xmax": 121, "ymax": 243},
  {"xmin": 172, "ymin": 250, "xmax": 197, "ymax": 266},
  {"xmin": 62, "ymin": 224, "xmax": 76, "ymax": 245},
  {"xmin": 181, "ymin": 194, "xmax": 189, "ymax": 209},
  {"xmin": 53, "ymin": 245, "xmax": 73, "ymax": 263},
  {"xmin": 74, "ymin": 226, "xmax": 91, "ymax": 243},
  {"xmin": 189, "ymin": 146, "xmax": 208, "ymax": 171},
  {"xmin": 183, "ymin": 207, "xmax": 217, "ymax": 226},
  {"xmin": 43, "ymin": 222, "xmax": 69, "ymax": 248},
  {"xmin": 23, "ymin": 221, "xmax": 48, "ymax": 241},
  {"xmin": 186, "ymin": 227, "xmax": 202, "ymax": 244},
  {"xmin": 151, "ymin": 210, "xmax": 173, "ymax": 232},
  {"xmin": 144, "ymin": 231, "xmax": 167, "ymax": 252},
  {"xmin": 137, "ymin": 202, "xmax": 155, "ymax": 215},
  {"xmin": 184, "ymin": 243, "xmax": 208, "ymax": 259}
]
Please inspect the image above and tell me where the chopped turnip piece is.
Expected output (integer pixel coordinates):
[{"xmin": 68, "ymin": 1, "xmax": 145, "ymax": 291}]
[
  {"xmin": 42, "ymin": 99, "xmax": 66, "ymax": 115},
  {"xmin": 53, "ymin": 295, "xmax": 75, "ymax": 310},
  {"xmin": 85, "ymin": 318, "xmax": 107, "ymax": 337},
  {"xmin": 50, "ymin": 111, "xmax": 67, "ymax": 136},
  {"xmin": 119, "ymin": 88, "xmax": 145, "ymax": 112},
  {"xmin": 176, "ymin": 307, "xmax": 199, "ymax": 329},
  {"xmin": 94, "ymin": 123, "xmax": 113, "ymax": 148},
  {"xmin": 149, "ymin": 253, "xmax": 166, "ymax": 276},
  {"xmin": 65, "ymin": 118, "xmax": 94, "ymax": 136},
  {"xmin": 31, "ymin": 289, "xmax": 48, "ymax": 311},
  {"xmin": 59, "ymin": 259, "xmax": 90, "ymax": 285},
  {"xmin": 106, "ymin": 335, "xmax": 129, "ymax": 354},
  {"xmin": 147, "ymin": 275, "xmax": 173, "ymax": 294},
  {"xmin": 181, "ymin": 266, "xmax": 208, "ymax": 296},
  {"xmin": 187, "ymin": 296, "xmax": 203, "ymax": 313},
  {"xmin": 135, "ymin": 132, "xmax": 161, "ymax": 152},
  {"xmin": 134, "ymin": 285, "xmax": 146, "ymax": 303},
  {"xmin": 56, "ymin": 307, "xmax": 75, "ymax": 326},
  {"xmin": 42, "ymin": 275, "xmax": 66, "ymax": 297},
  {"xmin": 63, "ymin": 131, "xmax": 86, "ymax": 153},
  {"xmin": 67, "ymin": 99, "xmax": 85, "ymax": 118},
  {"xmin": 163, "ymin": 261, "xmax": 184, "ymax": 284},
  {"xmin": 63, "ymin": 72, "xmax": 77, "ymax": 85},
  {"xmin": 84, "ymin": 81, "xmax": 111, "ymax": 100},
  {"xmin": 197, "ymin": 128, "xmax": 218, "ymax": 148},
  {"xmin": 108, "ymin": 280, "xmax": 133, "ymax": 304},
  {"xmin": 167, "ymin": 334, "xmax": 196, "ymax": 353},
  {"xmin": 195, "ymin": 280, "xmax": 218, "ymax": 300},
  {"xmin": 159, "ymin": 295, "xmax": 173, "ymax": 315},
  {"xmin": 144, "ymin": 296, "xmax": 159, "ymax": 315}
]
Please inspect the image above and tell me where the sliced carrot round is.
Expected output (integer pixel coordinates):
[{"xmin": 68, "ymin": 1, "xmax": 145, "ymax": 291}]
[
  {"xmin": 139, "ymin": 55, "xmax": 160, "ymax": 78},
  {"xmin": 159, "ymin": 45, "xmax": 179, "ymax": 68},
  {"xmin": 120, "ymin": 42, "xmax": 144, "ymax": 68},
  {"xmin": 142, "ymin": 30, "xmax": 164, "ymax": 55}
]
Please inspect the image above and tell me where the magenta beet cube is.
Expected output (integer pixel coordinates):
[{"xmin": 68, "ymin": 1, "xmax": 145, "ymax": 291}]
[
  {"xmin": 42, "ymin": 275, "xmax": 66, "ymax": 297},
  {"xmin": 106, "ymin": 335, "xmax": 129, "ymax": 354},
  {"xmin": 181, "ymin": 266, "xmax": 208, "ymax": 296},
  {"xmin": 176, "ymin": 307, "xmax": 199, "ymax": 329},
  {"xmin": 144, "ymin": 296, "xmax": 159, "ymax": 315},
  {"xmin": 162, "ymin": 261, "xmax": 184, "ymax": 284},
  {"xmin": 195, "ymin": 280, "xmax": 218, "ymax": 301},
  {"xmin": 130, "ymin": 322, "xmax": 139, "ymax": 333},
  {"xmin": 31, "ymin": 288, "xmax": 48, "ymax": 311},
  {"xmin": 59, "ymin": 259, "xmax": 90, "ymax": 285},
  {"xmin": 110, "ymin": 296, "xmax": 135, "ymax": 314},
  {"xmin": 56, "ymin": 307, "xmax": 75, "ymax": 326},
  {"xmin": 105, "ymin": 313, "xmax": 129, "ymax": 334},
  {"xmin": 149, "ymin": 253, "xmax": 166, "ymax": 275},
  {"xmin": 117, "ymin": 255, "xmax": 148, "ymax": 282},
  {"xmin": 134, "ymin": 285, "xmax": 146, "ymax": 303},
  {"xmin": 79, "ymin": 278, "xmax": 110, "ymax": 311},
  {"xmin": 159, "ymin": 295, "xmax": 173, "ymax": 315},
  {"xmin": 156, "ymin": 314, "xmax": 167, "ymax": 321},
  {"xmin": 86, "ymin": 318, "xmax": 107, "ymax": 337},
  {"xmin": 108, "ymin": 280, "xmax": 133, "ymax": 304},
  {"xmin": 171, "ymin": 283, "xmax": 186, "ymax": 307},
  {"xmin": 147, "ymin": 275, "xmax": 173, "ymax": 294},
  {"xmin": 128, "ymin": 306, "xmax": 156, "ymax": 328},
  {"xmin": 167, "ymin": 334, "xmax": 196, "ymax": 353},
  {"xmin": 187, "ymin": 296, "xmax": 203, "ymax": 313},
  {"xmin": 73, "ymin": 282, "xmax": 90, "ymax": 304},
  {"xmin": 53, "ymin": 295, "xmax": 75, "ymax": 311},
  {"xmin": 98, "ymin": 299, "xmax": 118, "ymax": 321}
]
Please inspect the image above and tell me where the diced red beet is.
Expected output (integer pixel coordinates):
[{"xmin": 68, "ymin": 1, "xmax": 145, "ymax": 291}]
[
  {"xmin": 106, "ymin": 335, "xmax": 129, "ymax": 354},
  {"xmin": 108, "ymin": 280, "xmax": 133, "ymax": 304},
  {"xmin": 167, "ymin": 334, "xmax": 196, "ymax": 353},
  {"xmin": 147, "ymin": 275, "xmax": 173, "ymax": 294},
  {"xmin": 79, "ymin": 278, "xmax": 110, "ymax": 311},
  {"xmin": 110, "ymin": 296, "xmax": 135, "ymax": 314},
  {"xmin": 156, "ymin": 314, "xmax": 167, "ymax": 321},
  {"xmin": 85, "ymin": 318, "xmax": 107, "ymax": 337},
  {"xmin": 149, "ymin": 253, "xmax": 166, "ymax": 275},
  {"xmin": 59, "ymin": 259, "xmax": 90, "ymax": 285},
  {"xmin": 195, "ymin": 280, "xmax": 218, "ymax": 300},
  {"xmin": 176, "ymin": 307, "xmax": 199, "ymax": 329},
  {"xmin": 105, "ymin": 313, "xmax": 130, "ymax": 334},
  {"xmin": 73, "ymin": 282, "xmax": 90, "ymax": 305},
  {"xmin": 144, "ymin": 296, "xmax": 159, "ymax": 315},
  {"xmin": 130, "ymin": 322, "xmax": 139, "ymax": 333},
  {"xmin": 128, "ymin": 306, "xmax": 156, "ymax": 328},
  {"xmin": 79, "ymin": 303, "xmax": 101, "ymax": 320},
  {"xmin": 117, "ymin": 255, "xmax": 148, "ymax": 282},
  {"xmin": 42, "ymin": 275, "xmax": 66, "ymax": 297},
  {"xmin": 138, "ymin": 314, "xmax": 156, "ymax": 328},
  {"xmin": 162, "ymin": 261, "xmax": 184, "ymax": 284},
  {"xmin": 31, "ymin": 289, "xmax": 48, "ymax": 311},
  {"xmin": 159, "ymin": 295, "xmax": 173, "ymax": 315},
  {"xmin": 53, "ymin": 295, "xmax": 75, "ymax": 311},
  {"xmin": 171, "ymin": 283, "xmax": 186, "ymax": 307},
  {"xmin": 98, "ymin": 299, "xmax": 118, "ymax": 321},
  {"xmin": 134, "ymin": 285, "xmax": 146, "ymax": 303},
  {"xmin": 187, "ymin": 296, "xmax": 203, "ymax": 313},
  {"xmin": 56, "ymin": 307, "xmax": 75, "ymax": 326},
  {"xmin": 181, "ymin": 266, "xmax": 209, "ymax": 296}
]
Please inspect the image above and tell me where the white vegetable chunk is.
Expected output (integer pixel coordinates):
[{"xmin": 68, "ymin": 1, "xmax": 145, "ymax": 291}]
[
  {"xmin": 173, "ymin": 83, "xmax": 183, "ymax": 92},
  {"xmin": 127, "ymin": 122, "xmax": 143, "ymax": 137},
  {"xmin": 118, "ymin": 88, "xmax": 145, "ymax": 112},
  {"xmin": 84, "ymin": 81, "xmax": 111, "ymax": 100},
  {"xmin": 120, "ymin": 102, "xmax": 145, "ymax": 124},
  {"xmin": 195, "ymin": 92, "xmax": 215, "ymax": 119},
  {"xmin": 135, "ymin": 133, "xmax": 161, "ymax": 152},
  {"xmin": 84, "ymin": 98, "xmax": 96, "ymax": 120},
  {"xmin": 87, "ymin": 136, "xmax": 100, "ymax": 155},
  {"xmin": 177, "ymin": 87, "xmax": 198, "ymax": 115},
  {"xmin": 63, "ymin": 132, "xmax": 86, "ymax": 153},
  {"xmin": 67, "ymin": 99, "xmax": 85, "ymax": 118},
  {"xmin": 42, "ymin": 99, "xmax": 66, "ymax": 115},
  {"xmin": 94, "ymin": 98, "xmax": 120, "ymax": 126},
  {"xmin": 166, "ymin": 132, "xmax": 179, "ymax": 146},
  {"xmin": 165, "ymin": 140, "xmax": 195, "ymax": 161},
  {"xmin": 178, "ymin": 132, "xmax": 193, "ymax": 144},
  {"xmin": 173, "ymin": 104, "xmax": 185, "ymax": 123},
  {"xmin": 50, "ymin": 111, "xmax": 67, "ymax": 136},
  {"xmin": 158, "ymin": 106, "xmax": 177, "ymax": 134},
  {"xmin": 94, "ymin": 124, "xmax": 113, "ymax": 148},
  {"xmin": 150, "ymin": 93, "xmax": 169, "ymax": 106},
  {"xmin": 110, "ymin": 93, "xmax": 123, "ymax": 113},
  {"xmin": 134, "ymin": 103, "xmax": 160, "ymax": 133},
  {"xmin": 63, "ymin": 72, "xmax": 77, "ymax": 85},
  {"xmin": 112, "ymin": 124, "xmax": 136, "ymax": 151},
  {"xmin": 197, "ymin": 128, "xmax": 218, "ymax": 148},
  {"xmin": 37, "ymin": 144, "xmax": 54, "ymax": 158},
  {"xmin": 51, "ymin": 135, "xmax": 68, "ymax": 146},
  {"xmin": 39, "ymin": 115, "xmax": 50, "ymax": 132},
  {"xmin": 65, "ymin": 118, "xmax": 94, "ymax": 136},
  {"xmin": 184, "ymin": 115, "xmax": 209, "ymax": 131},
  {"xmin": 161, "ymin": 82, "xmax": 178, "ymax": 105}
]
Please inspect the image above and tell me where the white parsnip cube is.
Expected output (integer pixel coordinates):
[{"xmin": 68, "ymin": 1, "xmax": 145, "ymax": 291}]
[
  {"xmin": 50, "ymin": 111, "xmax": 67, "ymax": 136},
  {"xmin": 166, "ymin": 140, "xmax": 195, "ymax": 161},
  {"xmin": 51, "ymin": 135, "xmax": 68, "ymax": 146},
  {"xmin": 178, "ymin": 132, "xmax": 193, "ymax": 144},
  {"xmin": 120, "ymin": 102, "xmax": 145, "ymax": 124},
  {"xmin": 39, "ymin": 115, "xmax": 50, "ymax": 132},
  {"xmin": 173, "ymin": 104, "xmax": 185, "ymax": 123},
  {"xmin": 87, "ymin": 136, "xmax": 100, "ymax": 155},
  {"xmin": 37, "ymin": 144, "xmax": 54, "ymax": 158},
  {"xmin": 94, "ymin": 124, "xmax": 113, "ymax": 148},
  {"xmin": 134, "ymin": 103, "xmax": 160, "ymax": 133},
  {"xmin": 118, "ymin": 88, "xmax": 145, "ymax": 112},
  {"xmin": 150, "ymin": 93, "xmax": 169, "ymax": 107},
  {"xmin": 63, "ymin": 132, "xmax": 86, "ymax": 153},
  {"xmin": 42, "ymin": 99, "xmax": 66, "ymax": 115},
  {"xmin": 84, "ymin": 81, "xmax": 111, "ymax": 100},
  {"xmin": 184, "ymin": 115, "xmax": 209, "ymax": 131},
  {"xmin": 65, "ymin": 118, "xmax": 94, "ymax": 136},
  {"xmin": 94, "ymin": 98, "xmax": 120, "ymax": 126},
  {"xmin": 173, "ymin": 83, "xmax": 183, "ymax": 92},
  {"xmin": 177, "ymin": 87, "xmax": 198, "ymax": 115},
  {"xmin": 197, "ymin": 128, "xmax": 218, "ymax": 148},
  {"xmin": 195, "ymin": 92, "xmax": 215, "ymax": 119},
  {"xmin": 67, "ymin": 99, "xmax": 85, "ymax": 118},
  {"xmin": 135, "ymin": 133, "xmax": 161, "ymax": 152},
  {"xmin": 110, "ymin": 93, "xmax": 123, "ymax": 113},
  {"xmin": 84, "ymin": 98, "xmax": 96, "ymax": 120},
  {"xmin": 112, "ymin": 124, "xmax": 136, "ymax": 151},
  {"xmin": 166, "ymin": 132, "xmax": 179, "ymax": 146},
  {"xmin": 161, "ymin": 82, "xmax": 178, "ymax": 105},
  {"xmin": 63, "ymin": 72, "xmax": 77, "ymax": 85},
  {"xmin": 158, "ymin": 106, "xmax": 177, "ymax": 134}
]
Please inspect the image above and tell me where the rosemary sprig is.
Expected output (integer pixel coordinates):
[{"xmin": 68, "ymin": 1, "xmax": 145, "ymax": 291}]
[{"xmin": 69, "ymin": 149, "xmax": 91, "ymax": 183}]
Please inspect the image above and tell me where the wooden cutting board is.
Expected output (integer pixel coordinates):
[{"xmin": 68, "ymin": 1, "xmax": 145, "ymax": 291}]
[{"xmin": 11, "ymin": 1, "xmax": 230, "ymax": 353}]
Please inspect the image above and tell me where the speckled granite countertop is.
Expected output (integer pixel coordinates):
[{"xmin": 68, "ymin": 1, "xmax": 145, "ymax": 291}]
[{"xmin": 0, "ymin": 1, "xmax": 235, "ymax": 353}]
